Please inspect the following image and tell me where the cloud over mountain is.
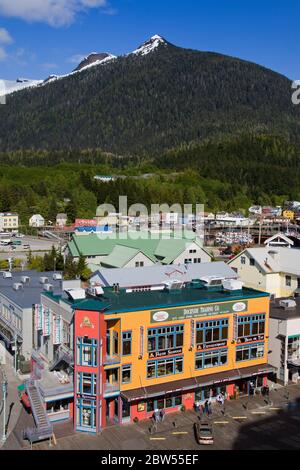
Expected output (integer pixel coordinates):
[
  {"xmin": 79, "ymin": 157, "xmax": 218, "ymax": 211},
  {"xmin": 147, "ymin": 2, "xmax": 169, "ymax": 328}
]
[{"xmin": 0, "ymin": 0, "xmax": 108, "ymax": 27}]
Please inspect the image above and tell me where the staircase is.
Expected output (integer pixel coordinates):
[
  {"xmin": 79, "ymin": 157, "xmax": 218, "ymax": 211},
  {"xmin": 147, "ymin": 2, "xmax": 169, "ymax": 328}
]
[
  {"xmin": 23, "ymin": 380, "xmax": 53, "ymax": 443},
  {"xmin": 50, "ymin": 345, "xmax": 73, "ymax": 371}
]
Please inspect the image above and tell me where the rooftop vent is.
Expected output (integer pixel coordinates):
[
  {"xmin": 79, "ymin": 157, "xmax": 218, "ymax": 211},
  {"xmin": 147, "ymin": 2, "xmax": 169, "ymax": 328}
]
[
  {"xmin": 21, "ymin": 276, "xmax": 30, "ymax": 284},
  {"xmin": 164, "ymin": 280, "xmax": 184, "ymax": 291},
  {"xmin": 44, "ymin": 283, "xmax": 54, "ymax": 292},
  {"xmin": 222, "ymin": 279, "xmax": 244, "ymax": 292},
  {"xmin": 64, "ymin": 288, "xmax": 86, "ymax": 301},
  {"xmin": 53, "ymin": 273, "xmax": 62, "ymax": 281},
  {"xmin": 13, "ymin": 282, "xmax": 23, "ymax": 291},
  {"xmin": 39, "ymin": 276, "xmax": 49, "ymax": 284},
  {"xmin": 86, "ymin": 286, "xmax": 104, "ymax": 297},
  {"xmin": 200, "ymin": 276, "xmax": 225, "ymax": 288},
  {"xmin": 279, "ymin": 299, "xmax": 297, "ymax": 310},
  {"xmin": 3, "ymin": 271, "xmax": 12, "ymax": 279}
]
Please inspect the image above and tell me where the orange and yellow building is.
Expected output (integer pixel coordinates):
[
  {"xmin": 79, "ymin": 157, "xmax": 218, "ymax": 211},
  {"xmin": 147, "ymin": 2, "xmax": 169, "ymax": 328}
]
[{"xmin": 70, "ymin": 281, "xmax": 275, "ymax": 433}]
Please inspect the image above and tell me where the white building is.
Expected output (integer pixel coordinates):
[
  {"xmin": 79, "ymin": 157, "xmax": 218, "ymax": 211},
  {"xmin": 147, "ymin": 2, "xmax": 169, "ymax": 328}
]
[{"xmin": 29, "ymin": 214, "xmax": 45, "ymax": 228}]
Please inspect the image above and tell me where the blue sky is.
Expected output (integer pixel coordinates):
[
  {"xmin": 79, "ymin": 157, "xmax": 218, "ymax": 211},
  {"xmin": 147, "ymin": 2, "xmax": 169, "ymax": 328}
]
[{"xmin": 0, "ymin": 0, "xmax": 299, "ymax": 80}]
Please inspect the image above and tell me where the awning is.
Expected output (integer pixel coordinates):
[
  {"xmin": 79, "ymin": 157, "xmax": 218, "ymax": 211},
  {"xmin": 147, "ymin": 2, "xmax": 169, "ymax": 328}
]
[{"xmin": 121, "ymin": 363, "xmax": 276, "ymax": 402}]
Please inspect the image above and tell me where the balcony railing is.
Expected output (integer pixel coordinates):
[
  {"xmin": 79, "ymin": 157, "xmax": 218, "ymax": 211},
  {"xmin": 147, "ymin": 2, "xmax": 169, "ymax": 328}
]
[
  {"xmin": 104, "ymin": 382, "xmax": 120, "ymax": 395},
  {"xmin": 104, "ymin": 354, "xmax": 121, "ymax": 365}
]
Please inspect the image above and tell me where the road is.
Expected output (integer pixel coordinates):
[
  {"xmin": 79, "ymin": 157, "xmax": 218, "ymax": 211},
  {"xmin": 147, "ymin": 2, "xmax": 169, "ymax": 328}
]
[{"xmin": 0, "ymin": 236, "xmax": 62, "ymax": 262}]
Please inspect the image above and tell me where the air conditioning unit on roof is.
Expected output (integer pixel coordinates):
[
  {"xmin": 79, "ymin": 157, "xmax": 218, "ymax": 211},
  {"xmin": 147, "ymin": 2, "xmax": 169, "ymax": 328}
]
[{"xmin": 222, "ymin": 279, "xmax": 244, "ymax": 291}]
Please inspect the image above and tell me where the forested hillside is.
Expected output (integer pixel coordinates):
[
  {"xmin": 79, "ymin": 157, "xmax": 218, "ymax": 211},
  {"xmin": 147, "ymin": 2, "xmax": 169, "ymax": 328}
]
[{"xmin": 0, "ymin": 39, "xmax": 299, "ymax": 154}]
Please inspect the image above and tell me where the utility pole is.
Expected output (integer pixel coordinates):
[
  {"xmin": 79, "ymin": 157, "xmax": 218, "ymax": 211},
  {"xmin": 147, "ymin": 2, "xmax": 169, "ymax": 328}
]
[{"xmin": 1, "ymin": 367, "xmax": 7, "ymax": 444}]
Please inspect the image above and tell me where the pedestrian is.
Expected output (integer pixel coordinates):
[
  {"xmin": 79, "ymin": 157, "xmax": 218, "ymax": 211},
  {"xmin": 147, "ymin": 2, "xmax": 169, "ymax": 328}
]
[
  {"xmin": 153, "ymin": 408, "xmax": 160, "ymax": 423},
  {"xmin": 160, "ymin": 409, "xmax": 165, "ymax": 422},
  {"xmin": 194, "ymin": 400, "xmax": 201, "ymax": 413},
  {"xmin": 204, "ymin": 400, "xmax": 209, "ymax": 417}
]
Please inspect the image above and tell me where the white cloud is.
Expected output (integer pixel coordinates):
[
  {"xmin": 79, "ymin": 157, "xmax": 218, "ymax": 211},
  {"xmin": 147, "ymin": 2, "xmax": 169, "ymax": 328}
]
[
  {"xmin": 0, "ymin": 46, "xmax": 6, "ymax": 60},
  {"xmin": 0, "ymin": 27, "xmax": 12, "ymax": 44},
  {"xmin": 0, "ymin": 0, "xmax": 108, "ymax": 27}
]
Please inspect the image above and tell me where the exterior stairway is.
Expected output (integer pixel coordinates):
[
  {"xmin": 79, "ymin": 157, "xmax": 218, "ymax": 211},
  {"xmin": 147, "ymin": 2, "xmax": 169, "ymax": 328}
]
[
  {"xmin": 23, "ymin": 380, "xmax": 53, "ymax": 443},
  {"xmin": 50, "ymin": 345, "xmax": 73, "ymax": 371}
]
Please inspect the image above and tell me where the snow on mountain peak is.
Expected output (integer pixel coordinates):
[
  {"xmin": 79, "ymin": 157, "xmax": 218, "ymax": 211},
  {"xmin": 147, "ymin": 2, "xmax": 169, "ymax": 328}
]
[
  {"xmin": 74, "ymin": 52, "xmax": 116, "ymax": 72},
  {"xmin": 131, "ymin": 35, "xmax": 167, "ymax": 56}
]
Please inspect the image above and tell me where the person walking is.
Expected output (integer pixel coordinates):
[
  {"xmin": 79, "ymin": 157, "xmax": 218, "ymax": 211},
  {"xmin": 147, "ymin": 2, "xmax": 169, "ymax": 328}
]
[
  {"xmin": 160, "ymin": 409, "xmax": 165, "ymax": 423},
  {"xmin": 153, "ymin": 408, "xmax": 160, "ymax": 423},
  {"xmin": 194, "ymin": 400, "xmax": 201, "ymax": 413},
  {"xmin": 204, "ymin": 400, "xmax": 209, "ymax": 417}
]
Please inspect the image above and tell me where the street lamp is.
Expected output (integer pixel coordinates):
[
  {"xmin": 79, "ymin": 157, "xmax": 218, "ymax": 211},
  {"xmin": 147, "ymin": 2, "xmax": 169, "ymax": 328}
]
[{"xmin": 1, "ymin": 368, "xmax": 7, "ymax": 444}]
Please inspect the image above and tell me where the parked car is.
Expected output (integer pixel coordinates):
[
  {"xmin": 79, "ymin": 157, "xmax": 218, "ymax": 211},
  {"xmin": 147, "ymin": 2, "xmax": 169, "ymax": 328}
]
[
  {"xmin": 23, "ymin": 244, "xmax": 30, "ymax": 249},
  {"xmin": 194, "ymin": 422, "xmax": 214, "ymax": 445}
]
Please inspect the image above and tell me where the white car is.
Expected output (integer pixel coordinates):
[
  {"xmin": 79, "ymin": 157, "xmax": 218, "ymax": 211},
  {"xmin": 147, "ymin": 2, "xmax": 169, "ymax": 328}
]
[{"xmin": 16, "ymin": 233, "xmax": 25, "ymax": 238}]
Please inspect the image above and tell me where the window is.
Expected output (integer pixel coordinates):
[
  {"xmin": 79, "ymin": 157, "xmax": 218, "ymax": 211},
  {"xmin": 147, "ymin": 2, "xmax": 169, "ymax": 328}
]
[
  {"xmin": 196, "ymin": 319, "xmax": 229, "ymax": 345},
  {"xmin": 236, "ymin": 343, "xmax": 264, "ymax": 362},
  {"xmin": 286, "ymin": 275, "xmax": 292, "ymax": 287},
  {"xmin": 135, "ymin": 262, "xmax": 144, "ymax": 268},
  {"xmin": 122, "ymin": 331, "xmax": 132, "ymax": 356},
  {"xmin": 147, "ymin": 356, "xmax": 183, "ymax": 378},
  {"xmin": 189, "ymin": 249, "xmax": 197, "ymax": 254},
  {"xmin": 147, "ymin": 394, "xmax": 182, "ymax": 412},
  {"xmin": 77, "ymin": 372, "xmax": 97, "ymax": 396},
  {"xmin": 77, "ymin": 337, "xmax": 98, "ymax": 367},
  {"xmin": 195, "ymin": 349, "xmax": 228, "ymax": 370},
  {"xmin": 237, "ymin": 315, "xmax": 265, "ymax": 338},
  {"xmin": 241, "ymin": 256, "xmax": 246, "ymax": 265},
  {"xmin": 76, "ymin": 398, "xmax": 97, "ymax": 430},
  {"xmin": 194, "ymin": 258, "xmax": 202, "ymax": 264},
  {"xmin": 250, "ymin": 258, "xmax": 255, "ymax": 266},
  {"xmin": 122, "ymin": 365, "xmax": 132, "ymax": 384},
  {"xmin": 147, "ymin": 325, "xmax": 184, "ymax": 352}
]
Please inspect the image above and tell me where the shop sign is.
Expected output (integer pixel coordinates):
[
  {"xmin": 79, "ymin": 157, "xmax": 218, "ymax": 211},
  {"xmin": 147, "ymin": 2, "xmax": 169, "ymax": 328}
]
[
  {"xmin": 35, "ymin": 304, "xmax": 43, "ymax": 331},
  {"xmin": 53, "ymin": 315, "xmax": 62, "ymax": 345},
  {"xmin": 137, "ymin": 402, "xmax": 145, "ymax": 412},
  {"xmin": 80, "ymin": 316, "xmax": 94, "ymax": 329},
  {"xmin": 149, "ymin": 347, "xmax": 183, "ymax": 359},
  {"xmin": 151, "ymin": 301, "xmax": 248, "ymax": 323},
  {"xmin": 237, "ymin": 335, "xmax": 264, "ymax": 344},
  {"xmin": 43, "ymin": 308, "xmax": 51, "ymax": 336},
  {"xmin": 197, "ymin": 340, "xmax": 227, "ymax": 351}
]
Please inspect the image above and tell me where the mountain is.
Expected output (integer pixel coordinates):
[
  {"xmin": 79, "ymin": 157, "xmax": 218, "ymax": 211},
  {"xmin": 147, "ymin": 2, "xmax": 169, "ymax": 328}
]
[
  {"xmin": 0, "ymin": 35, "xmax": 299, "ymax": 155},
  {"xmin": 0, "ymin": 78, "xmax": 43, "ymax": 97}
]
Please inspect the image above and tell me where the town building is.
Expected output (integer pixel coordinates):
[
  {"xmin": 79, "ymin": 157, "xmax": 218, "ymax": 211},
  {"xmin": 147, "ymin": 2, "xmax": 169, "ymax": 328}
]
[
  {"xmin": 56, "ymin": 213, "xmax": 68, "ymax": 228},
  {"xmin": 228, "ymin": 247, "xmax": 300, "ymax": 298},
  {"xmin": 40, "ymin": 279, "xmax": 273, "ymax": 433},
  {"xmin": 0, "ymin": 212, "xmax": 19, "ymax": 232},
  {"xmin": 29, "ymin": 214, "xmax": 45, "ymax": 228},
  {"xmin": 89, "ymin": 261, "xmax": 237, "ymax": 292},
  {"xmin": 0, "ymin": 271, "xmax": 63, "ymax": 360},
  {"xmin": 66, "ymin": 233, "xmax": 212, "ymax": 270},
  {"xmin": 269, "ymin": 298, "xmax": 300, "ymax": 385},
  {"xmin": 282, "ymin": 210, "xmax": 295, "ymax": 221},
  {"xmin": 264, "ymin": 233, "xmax": 294, "ymax": 249}
]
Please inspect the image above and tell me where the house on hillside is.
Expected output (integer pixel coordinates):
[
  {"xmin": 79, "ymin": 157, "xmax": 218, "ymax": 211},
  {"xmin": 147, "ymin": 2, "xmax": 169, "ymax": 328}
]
[
  {"xmin": 264, "ymin": 233, "xmax": 294, "ymax": 249},
  {"xmin": 228, "ymin": 246, "xmax": 300, "ymax": 298},
  {"xmin": 56, "ymin": 213, "xmax": 68, "ymax": 228},
  {"xmin": 29, "ymin": 214, "xmax": 45, "ymax": 228}
]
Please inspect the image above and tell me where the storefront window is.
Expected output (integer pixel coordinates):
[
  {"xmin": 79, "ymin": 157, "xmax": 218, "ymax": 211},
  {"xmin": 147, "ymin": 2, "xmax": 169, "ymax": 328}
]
[
  {"xmin": 147, "ymin": 394, "xmax": 182, "ymax": 412},
  {"xmin": 195, "ymin": 349, "xmax": 228, "ymax": 370},
  {"xmin": 76, "ymin": 398, "xmax": 97, "ymax": 430},
  {"xmin": 77, "ymin": 372, "xmax": 97, "ymax": 396},
  {"xmin": 236, "ymin": 343, "xmax": 264, "ymax": 362},
  {"xmin": 147, "ymin": 356, "xmax": 183, "ymax": 378},
  {"xmin": 147, "ymin": 325, "xmax": 184, "ymax": 352}
]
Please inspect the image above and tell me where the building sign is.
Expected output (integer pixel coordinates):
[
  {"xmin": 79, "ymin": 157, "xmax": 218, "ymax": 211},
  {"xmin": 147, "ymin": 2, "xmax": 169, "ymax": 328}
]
[
  {"xmin": 149, "ymin": 347, "xmax": 183, "ymax": 359},
  {"xmin": 43, "ymin": 308, "xmax": 51, "ymax": 336},
  {"xmin": 237, "ymin": 335, "xmax": 264, "ymax": 344},
  {"xmin": 80, "ymin": 316, "xmax": 94, "ymax": 329},
  {"xmin": 151, "ymin": 301, "xmax": 248, "ymax": 324},
  {"xmin": 35, "ymin": 304, "xmax": 44, "ymax": 331},
  {"xmin": 197, "ymin": 341, "xmax": 227, "ymax": 351},
  {"xmin": 75, "ymin": 219, "xmax": 97, "ymax": 228},
  {"xmin": 53, "ymin": 315, "xmax": 62, "ymax": 345}
]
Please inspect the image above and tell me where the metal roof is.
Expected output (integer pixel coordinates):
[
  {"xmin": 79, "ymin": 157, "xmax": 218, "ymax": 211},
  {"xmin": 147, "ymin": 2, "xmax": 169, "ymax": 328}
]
[{"xmin": 90, "ymin": 261, "xmax": 237, "ymax": 289}]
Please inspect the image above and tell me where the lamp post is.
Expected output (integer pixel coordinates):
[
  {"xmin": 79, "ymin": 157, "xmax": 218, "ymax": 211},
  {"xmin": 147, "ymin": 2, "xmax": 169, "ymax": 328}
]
[{"xmin": 1, "ymin": 368, "xmax": 7, "ymax": 444}]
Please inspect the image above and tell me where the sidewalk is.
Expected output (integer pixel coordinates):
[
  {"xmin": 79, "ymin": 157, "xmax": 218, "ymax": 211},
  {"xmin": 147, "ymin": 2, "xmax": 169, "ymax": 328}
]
[{"xmin": 0, "ymin": 354, "xmax": 23, "ymax": 448}]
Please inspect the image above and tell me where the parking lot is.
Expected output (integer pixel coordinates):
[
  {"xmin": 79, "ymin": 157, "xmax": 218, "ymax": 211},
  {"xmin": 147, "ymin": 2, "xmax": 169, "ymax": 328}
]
[
  {"xmin": 0, "ymin": 235, "xmax": 62, "ymax": 261},
  {"xmin": 4, "ymin": 384, "xmax": 299, "ymax": 451}
]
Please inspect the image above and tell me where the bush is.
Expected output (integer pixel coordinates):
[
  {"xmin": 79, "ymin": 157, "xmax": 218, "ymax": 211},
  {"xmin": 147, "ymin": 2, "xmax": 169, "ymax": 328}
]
[
  {"xmin": 133, "ymin": 417, "xmax": 139, "ymax": 423},
  {"xmin": 180, "ymin": 405, "xmax": 186, "ymax": 412}
]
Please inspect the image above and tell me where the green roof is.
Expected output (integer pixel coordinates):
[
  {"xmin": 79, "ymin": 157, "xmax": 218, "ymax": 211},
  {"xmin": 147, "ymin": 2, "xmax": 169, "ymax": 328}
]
[
  {"xmin": 101, "ymin": 245, "xmax": 140, "ymax": 268},
  {"xmin": 46, "ymin": 285, "xmax": 269, "ymax": 316},
  {"xmin": 67, "ymin": 232, "xmax": 210, "ymax": 264}
]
